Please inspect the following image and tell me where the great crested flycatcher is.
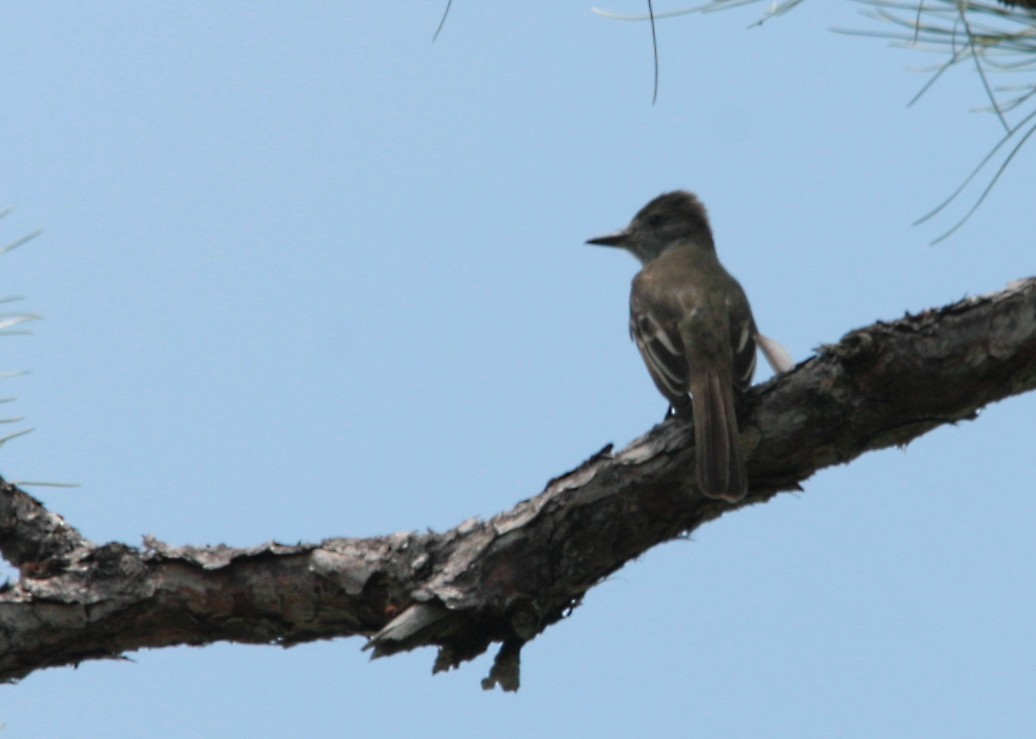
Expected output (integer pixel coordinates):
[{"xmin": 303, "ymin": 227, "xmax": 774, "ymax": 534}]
[{"xmin": 587, "ymin": 191, "xmax": 791, "ymax": 503}]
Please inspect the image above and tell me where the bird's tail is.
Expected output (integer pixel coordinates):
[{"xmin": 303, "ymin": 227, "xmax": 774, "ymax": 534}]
[{"xmin": 691, "ymin": 371, "xmax": 747, "ymax": 502}]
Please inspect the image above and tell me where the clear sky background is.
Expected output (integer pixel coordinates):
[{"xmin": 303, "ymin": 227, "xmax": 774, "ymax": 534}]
[{"xmin": 2, "ymin": 2, "xmax": 1034, "ymax": 737}]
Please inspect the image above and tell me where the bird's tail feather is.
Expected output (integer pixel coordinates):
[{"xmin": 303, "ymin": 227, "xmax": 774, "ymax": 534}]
[
  {"xmin": 692, "ymin": 371, "xmax": 747, "ymax": 502},
  {"xmin": 756, "ymin": 333, "xmax": 794, "ymax": 374}
]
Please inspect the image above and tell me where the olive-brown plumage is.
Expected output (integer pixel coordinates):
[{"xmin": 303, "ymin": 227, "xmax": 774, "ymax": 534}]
[{"xmin": 587, "ymin": 191, "xmax": 760, "ymax": 502}]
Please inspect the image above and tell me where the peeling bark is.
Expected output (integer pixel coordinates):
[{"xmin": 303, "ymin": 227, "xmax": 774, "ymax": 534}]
[{"xmin": 2, "ymin": 278, "xmax": 1035, "ymax": 690}]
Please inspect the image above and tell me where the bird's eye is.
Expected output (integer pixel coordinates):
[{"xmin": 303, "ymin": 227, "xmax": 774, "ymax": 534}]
[{"xmin": 646, "ymin": 214, "xmax": 664, "ymax": 227}]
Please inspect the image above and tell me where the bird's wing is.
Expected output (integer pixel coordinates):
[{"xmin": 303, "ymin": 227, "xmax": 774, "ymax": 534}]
[
  {"xmin": 729, "ymin": 313, "xmax": 757, "ymax": 394},
  {"xmin": 629, "ymin": 296, "xmax": 690, "ymax": 412}
]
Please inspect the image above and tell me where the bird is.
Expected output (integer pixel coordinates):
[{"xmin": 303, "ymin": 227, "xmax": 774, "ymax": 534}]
[{"xmin": 586, "ymin": 191, "xmax": 791, "ymax": 502}]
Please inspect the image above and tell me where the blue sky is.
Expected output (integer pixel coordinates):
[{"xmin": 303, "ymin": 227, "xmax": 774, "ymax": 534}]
[{"xmin": 2, "ymin": 3, "xmax": 1034, "ymax": 737}]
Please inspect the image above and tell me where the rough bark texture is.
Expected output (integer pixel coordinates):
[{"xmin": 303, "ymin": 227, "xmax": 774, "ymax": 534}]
[{"xmin": 2, "ymin": 278, "xmax": 1035, "ymax": 690}]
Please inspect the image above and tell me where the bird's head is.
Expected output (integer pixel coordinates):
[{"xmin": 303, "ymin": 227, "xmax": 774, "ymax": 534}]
[{"xmin": 586, "ymin": 190, "xmax": 714, "ymax": 265}]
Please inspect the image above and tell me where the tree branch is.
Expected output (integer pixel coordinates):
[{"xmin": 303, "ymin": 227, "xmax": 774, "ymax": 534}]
[{"xmin": 2, "ymin": 278, "xmax": 1035, "ymax": 689}]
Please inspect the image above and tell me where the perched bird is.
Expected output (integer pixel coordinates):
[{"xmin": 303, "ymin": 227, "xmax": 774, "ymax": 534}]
[{"xmin": 587, "ymin": 191, "xmax": 791, "ymax": 502}]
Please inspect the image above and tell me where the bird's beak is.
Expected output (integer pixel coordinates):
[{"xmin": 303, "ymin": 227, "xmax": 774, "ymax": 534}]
[{"xmin": 585, "ymin": 229, "xmax": 629, "ymax": 247}]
